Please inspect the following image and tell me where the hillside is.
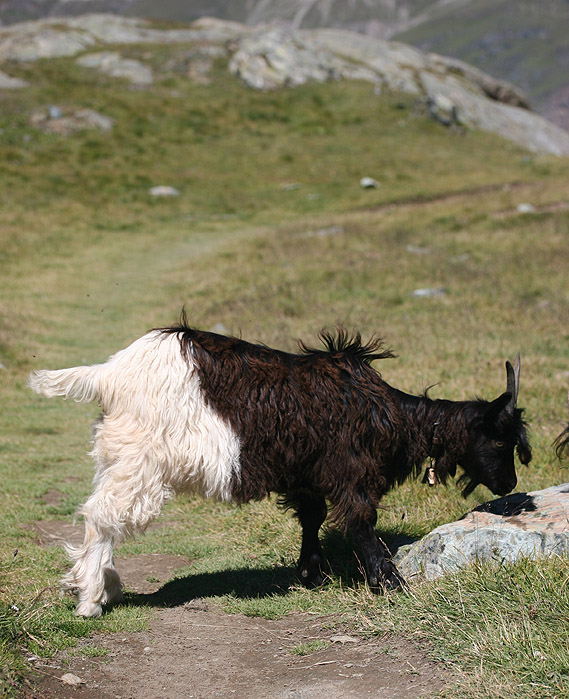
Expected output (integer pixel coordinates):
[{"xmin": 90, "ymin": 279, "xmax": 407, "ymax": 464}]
[
  {"xmin": 1, "ymin": 15, "xmax": 568, "ymax": 157},
  {"xmin": 1, "ymin": 0, "xmax": 567, "ymax": 131},
  {"xmin": 2, "ymin": 7, "xmax": 569, "ymax": 699}
]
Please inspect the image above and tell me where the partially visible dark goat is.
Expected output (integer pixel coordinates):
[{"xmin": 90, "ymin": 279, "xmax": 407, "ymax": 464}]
[
  {"xmin": 28, "ymin": 318, "xmax": 532, "ymax": 616},
  {"xmin": 554, "ymin": 391, "xmax": 569, "ymax": 459}
]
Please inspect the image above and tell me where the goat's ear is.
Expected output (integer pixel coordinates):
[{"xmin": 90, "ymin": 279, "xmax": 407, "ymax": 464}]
[{"xmin": 485, "ymin": 392, "xmax": 512, "ymax": 423}]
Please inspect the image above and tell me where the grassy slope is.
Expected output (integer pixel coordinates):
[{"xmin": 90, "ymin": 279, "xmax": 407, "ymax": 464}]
[{"xmin": 2, "ymin": 41, "xmax": 569, "ymax": 696}]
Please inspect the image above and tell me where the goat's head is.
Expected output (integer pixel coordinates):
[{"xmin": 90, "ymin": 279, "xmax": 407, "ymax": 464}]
[{"xmin": 438, "ymin": 355, "xmax": 532, "ymax": 497}]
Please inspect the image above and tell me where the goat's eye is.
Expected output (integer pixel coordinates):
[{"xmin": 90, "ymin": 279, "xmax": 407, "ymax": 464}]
[{"xmin": 494, "ymin": 440, "xmax": 505, "ymax": 448}]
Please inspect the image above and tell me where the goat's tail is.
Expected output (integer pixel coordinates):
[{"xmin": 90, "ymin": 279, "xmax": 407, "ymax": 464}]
[{"xmin": 28, "ymin": 364, "xmax": 105, "ymax": 403}]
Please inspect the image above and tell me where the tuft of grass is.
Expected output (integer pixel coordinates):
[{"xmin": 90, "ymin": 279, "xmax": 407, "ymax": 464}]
[
  {"xmin": 290, "ymin": 639, "xmax": 331, "ymax": 656},
  {"xmin": 374, "ymin": 556, "xmax": 569, "ymax": 698}
]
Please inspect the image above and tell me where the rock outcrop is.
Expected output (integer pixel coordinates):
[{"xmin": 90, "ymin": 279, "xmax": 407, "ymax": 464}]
[
  {"xmin": 393, "ymin": 483, "xmax": 569, "ymax": 581},
  {"xmin": 1, "ymin": 14, "xmax": 569, "ymax": 156},
  {"xmin": 77, "ymin": 51, "xmax": 153, "ymax": 85},
  {"xmin": 0, "ymin": 14, "xmax": 246, "ymax": 62}
]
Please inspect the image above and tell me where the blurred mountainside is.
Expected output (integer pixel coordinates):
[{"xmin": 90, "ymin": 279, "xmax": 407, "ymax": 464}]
[
  {"xmin": 1, "ymin": 13, "xmax": 568, "ymax": 156},
  {"xmin": 0, "ymin": 0, "xmax": 566, "ymax": 131}
]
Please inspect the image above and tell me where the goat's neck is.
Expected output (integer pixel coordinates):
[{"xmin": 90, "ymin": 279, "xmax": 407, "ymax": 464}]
[{"xmin": 394, "ymin": 389, "xmax": 467, "ymax": 458}]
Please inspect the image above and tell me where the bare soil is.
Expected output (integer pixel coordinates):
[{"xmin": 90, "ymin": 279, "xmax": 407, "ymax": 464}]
[{"xmin": 27, "ymin": 521, "xmax": 447, "ymax": 698}]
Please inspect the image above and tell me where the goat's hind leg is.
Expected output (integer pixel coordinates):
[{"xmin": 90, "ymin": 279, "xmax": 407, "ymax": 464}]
[
  {"xmin": 64, "ymin": 456, "xmax": 168, "ymax": 616},
  {"xmin": 62, "ymin": 513, "xmax": 122, "ymax": 618}
]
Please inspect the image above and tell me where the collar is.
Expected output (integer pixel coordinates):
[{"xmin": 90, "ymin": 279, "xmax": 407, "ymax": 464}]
[{"xmin": 422, "ymin": 421, "xmax": 442, "ymax": 486}]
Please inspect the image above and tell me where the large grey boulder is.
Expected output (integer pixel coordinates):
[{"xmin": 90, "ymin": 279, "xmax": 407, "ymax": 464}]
[
  {"xmin": 393, "ymin": 483, "xmax": 569, "ymax": 581},
  {"xmin": 228, "ymin": 27, "xmax": 378, "ymax": 90},
  {"xmin": 419, "ymin": 70, "xmax": 569, "ymax": 157}
]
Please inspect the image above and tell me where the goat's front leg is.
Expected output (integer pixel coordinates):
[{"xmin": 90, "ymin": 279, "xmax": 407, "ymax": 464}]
[
  {"xmin": 288, "ymin": 492, "xmax": 329, "ymax": 587},
  {"xmin": 348, "ymin": 506, "xmax": 405, "ymax": 591}
]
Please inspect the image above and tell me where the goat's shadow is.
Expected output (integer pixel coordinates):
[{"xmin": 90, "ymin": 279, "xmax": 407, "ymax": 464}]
[
  {"xmin": 122, "ymin": 493, "xmax": 535, "ymax": 610},
  {"xmin": 125, "ymin": 565, "xmax": 295, "ymax": 609},
  {"xmin": 123, "ymin": 528, "xmax": 406, "ymax": 610},
  {"xmin": 470, "ymin": 491, "xmax": 536, "ymax": 517}
]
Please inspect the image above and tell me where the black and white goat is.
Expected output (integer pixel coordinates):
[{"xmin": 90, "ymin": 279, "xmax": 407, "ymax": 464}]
[{"xmin": 29, "ymin": 317, "xmax": 532, "ymax": 616}]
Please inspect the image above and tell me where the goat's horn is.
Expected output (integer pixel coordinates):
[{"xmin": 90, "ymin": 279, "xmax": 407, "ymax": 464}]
[{"xmin": 505, "ymin": 353, "xmax": 520, "ymax": 414}]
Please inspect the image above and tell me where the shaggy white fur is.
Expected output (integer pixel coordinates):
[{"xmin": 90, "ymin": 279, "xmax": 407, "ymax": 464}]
[{"xmin": 29, "ymin": 331, "xmax": 241, "ymax": 617}]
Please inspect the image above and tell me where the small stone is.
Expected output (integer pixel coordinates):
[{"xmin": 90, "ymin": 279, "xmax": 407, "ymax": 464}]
[
  {"xmin": 305, "ymin": 226, "xmax": 344, "ymax": 238},
  {"xmin": 0, "ymin": 70, "xmax": 28, "ymax": 89},
  {"xmin": 330, "ymin": 634, "xmax": 359, "ymax": 644},
  {"xmin": 406, "ymin": 244, "xmax": 432, "ymax": 255},
  {"xmin": 360, "ymin": 177, "xmax": 379, "ymax": 189},
  {"xmin": 74, "ymin": 109, "xmax": 114, "ymax": 132},
  {"xmin": 29, "ymin": 107, "xmax": 114, "ymax": 135},
  {"xmin": 61, "ymin": 673, "xmax": 83, "ymax": 686},
  {"xmin": 450, "ymin": 253, "xmax": 470, "ymax": 263},
  {"xmin": 411, "ymin": 287, "xmax": 447, "ymax": 298},
  {"xmin": 517, "ymin": 203, "xmax": 536, "ymax": 214},
  {"xmin": 149, "ymin": 186, "xmax": 180, "ymax": 197}
]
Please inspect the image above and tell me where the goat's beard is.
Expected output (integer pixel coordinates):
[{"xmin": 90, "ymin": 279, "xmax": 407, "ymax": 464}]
[{"xmin": 457, "ymin": 473, "xmax": 478, "ymax": 498}]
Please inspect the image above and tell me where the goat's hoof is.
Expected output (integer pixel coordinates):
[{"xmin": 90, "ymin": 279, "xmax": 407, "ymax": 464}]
[
  {"xmin": 298, "ymin": 554, "xmax": 327, "ymax": 588},
  {"xmin": 381, "ymin": 567, "xmax": 407, "ymax": 592},
  {"xmin": 300, "ymin": 572, "xmax": 324, "ymax": 588},
  {"xmin": 370, "ymin": 561, "xmax": 406, "ymax": 592},
  {"xmin": 75, "ymin": 600, "xmax": 103, "ymax": 618}
]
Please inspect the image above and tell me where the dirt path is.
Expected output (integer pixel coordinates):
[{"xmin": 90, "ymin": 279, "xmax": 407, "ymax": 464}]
[
  {"xmin": 32, "ymin": 604, "xmax": 445, "ymax": 699},
  {"xmin": 28, "ymin": 525, "xmax": 446, "ymax": 698}
]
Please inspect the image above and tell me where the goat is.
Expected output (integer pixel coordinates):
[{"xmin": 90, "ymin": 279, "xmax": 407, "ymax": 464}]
[
  {"xmin": 554, "ymin": 391, "xmax": 569, "ymax": 459},
  {"xmin": 28, "ymin": 316, "xmax": 532, "ymax": 616}
]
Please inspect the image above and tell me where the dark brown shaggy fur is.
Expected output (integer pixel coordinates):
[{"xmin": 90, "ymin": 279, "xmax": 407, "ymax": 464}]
[{"xmin": 159, "ymin": 316, "xmax": 532, "ymax": 589}]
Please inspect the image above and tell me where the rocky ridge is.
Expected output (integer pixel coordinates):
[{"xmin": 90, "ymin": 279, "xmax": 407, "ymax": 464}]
[
  {"xmin": 1, "ymin": 14, "xmax": 569, "ymax": 156},
  {"xmin": 1, "ymin": 1, "xmax": 568, "ymax": 131}
]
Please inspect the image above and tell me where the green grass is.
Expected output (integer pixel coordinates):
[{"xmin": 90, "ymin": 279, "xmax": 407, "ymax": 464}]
[
  {"xmin": 382, "ymin": 556, "xmax": 569, "ymax": 698},
  {"xmin": 2, "ymin": 36, "xmax": 569, "ymax": 697},
  {"xmin": 290, "ymin": 640, "xmax": 331, "ymax": 656}
]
